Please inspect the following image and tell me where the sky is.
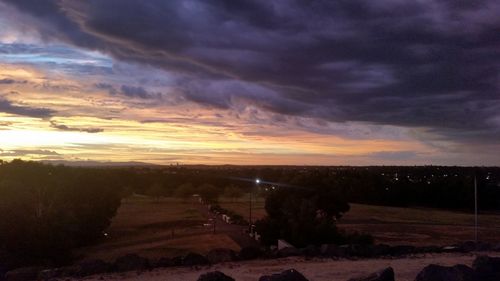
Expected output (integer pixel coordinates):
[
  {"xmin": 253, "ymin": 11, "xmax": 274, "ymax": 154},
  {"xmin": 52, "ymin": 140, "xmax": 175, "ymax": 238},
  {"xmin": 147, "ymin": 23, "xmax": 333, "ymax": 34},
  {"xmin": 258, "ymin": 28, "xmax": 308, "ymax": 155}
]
[{"xmin": 0, "ymin": 0, "xmax": 499, "ymax": 166}]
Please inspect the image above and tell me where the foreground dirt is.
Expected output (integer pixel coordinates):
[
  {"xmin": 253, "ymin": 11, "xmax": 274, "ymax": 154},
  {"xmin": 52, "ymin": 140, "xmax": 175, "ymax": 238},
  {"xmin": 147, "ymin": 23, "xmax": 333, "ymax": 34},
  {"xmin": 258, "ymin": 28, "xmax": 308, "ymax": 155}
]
[{"xmin": 69, "ymin": 252, "xmax": 500, "ymax": 281}]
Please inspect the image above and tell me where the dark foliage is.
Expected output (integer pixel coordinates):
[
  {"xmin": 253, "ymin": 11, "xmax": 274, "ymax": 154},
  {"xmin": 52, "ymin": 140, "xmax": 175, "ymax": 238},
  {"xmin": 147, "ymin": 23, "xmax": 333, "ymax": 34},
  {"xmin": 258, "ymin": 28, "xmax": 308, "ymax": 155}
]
[
  {"xmin": 255, "ymin": 186, "xmax": 351, "ymax": 247},
  {"xmin": 0, "ymin": 160, "xmax": 122, "ymax": 267}
]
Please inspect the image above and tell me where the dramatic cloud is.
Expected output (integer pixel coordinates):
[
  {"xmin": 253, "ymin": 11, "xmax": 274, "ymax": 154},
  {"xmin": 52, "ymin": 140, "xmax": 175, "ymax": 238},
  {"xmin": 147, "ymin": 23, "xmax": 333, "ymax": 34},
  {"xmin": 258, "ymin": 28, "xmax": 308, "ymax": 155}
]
[
  {"xmin": 50, "ymin": 120, "xmax": 103, "ymax": 133},
  {"xmin": 2, "ymin": 0, "xmax": 498, "ymax": 145},
  {"xmin": 0, "ymin": 0, "xmax": 499, "ymax": 165},
  {"xmin": 0, "ymin": 96, "xmax": 54, "ymax": 118}
]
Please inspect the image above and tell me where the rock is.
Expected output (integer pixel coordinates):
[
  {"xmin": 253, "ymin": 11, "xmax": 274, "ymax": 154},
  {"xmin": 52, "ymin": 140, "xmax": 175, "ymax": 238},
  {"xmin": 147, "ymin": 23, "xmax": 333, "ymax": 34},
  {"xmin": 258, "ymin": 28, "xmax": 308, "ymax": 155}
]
[
  {"xmin": 472, "ymin": 255, "xmax": 500, "ymax": 281},
  {"xmin": 300, "ymin": 245, "xmax": 320, "ymax": 257},
  {"xmin": 349, "ymin": 244, "xmax": 375, "ymax": 257},
  {"xmin": 416, "ymin": 245, "xmax": 442, "ymax": 254},
  {"xmin": 113, "ymin": 254, "xmax": 149, "ymax": 272},
  {"xmin": 182, "ymin": 253, "xmax": 209, "ymax": 266},
  {"xmin": 259, "ymin": 269, "xmax": 309, "ymax": 281},
  {"xmin": 320, "ymin": 244, "xmax": 348, "ymax": 257},
  {"xmin": 347, "ymin": 267, "xmax": 394, "ymax": 281},
  {"xmin": 459, "ymin": 241, "xmax": 477, "ymax": 252},
  {"xmin": 153, "ymin": 257, "xmax": 173, "ymax": 268},
  {"xmin": 4, "ymin": 267, "xmax": 42, "ymax": 281},
  {"xmin": 277, "ymin": 247, "xmax": 301, "ymax": 257},
  {"xmin": 206, "ymin": 248, "xmax": 237, "ymax": 264},
  {"xmin": 372, "ymin": 244, "xmax": 391, "ymax": 256},
  {"xmin": 441, "ymin": 245, "xmax": 460, "ymax": 253},
  {"xmin": 238, "ymin": 246, "xmax": 262, "ymax": 260},
  {"xmin": 388, "ymin": 245, "xmax": 416, "ymax": 256},
  {"xmin": 170, "ymin": 256, "xmax": 183, "ymax": 266},
  {"xmin": 76, "ymin": 259, "xmax": 111, "ymax": 276},
  {"xmin": 415, "ymin": 264, "xmax": 476, "ymax": 281},
  {"xmin": 475, "ymin": 241, "xmax": 492, "ymax": 251},
  {"xmin": 197, "ymin": 271, "xmax": 235, "ymax": 281}
]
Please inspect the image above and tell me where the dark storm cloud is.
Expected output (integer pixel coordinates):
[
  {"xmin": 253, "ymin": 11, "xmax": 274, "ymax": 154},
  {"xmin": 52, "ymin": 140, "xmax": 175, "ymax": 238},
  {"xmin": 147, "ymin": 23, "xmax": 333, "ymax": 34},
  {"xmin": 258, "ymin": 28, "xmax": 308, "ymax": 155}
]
[
  {"xmin": 0, "ymin": 96, "xmax": 54, "ymax": 118},
  {"xmin": 120, "ymin": 85, "xmax": 152, "ymax": 99},
  {"xmin": 2, "ymin": 0, "xmax": 500, "ymax": 144},
  {"xmin": 50, "ymin": 120, "xmax": 103, "ymax": 133},
  {"xmin": 95, "ymin": 83, "xmax": 160, "ymax": 99}
]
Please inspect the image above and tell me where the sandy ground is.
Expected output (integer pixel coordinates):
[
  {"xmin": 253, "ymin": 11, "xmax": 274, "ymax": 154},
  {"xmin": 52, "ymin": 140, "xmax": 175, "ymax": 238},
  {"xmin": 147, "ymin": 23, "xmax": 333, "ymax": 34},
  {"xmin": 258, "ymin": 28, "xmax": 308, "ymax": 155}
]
[{"xmin": 70, "ymin": 252, "xmax": 500, "ymax": 281}]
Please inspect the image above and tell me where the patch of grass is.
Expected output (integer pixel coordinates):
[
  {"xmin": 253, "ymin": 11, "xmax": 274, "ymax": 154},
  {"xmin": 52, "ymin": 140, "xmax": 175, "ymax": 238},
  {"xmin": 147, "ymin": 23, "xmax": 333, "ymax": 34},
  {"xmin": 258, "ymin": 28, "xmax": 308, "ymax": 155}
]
[{"xmin": 77, "ymin": 195, "xmax": 239, "ymax": 261}]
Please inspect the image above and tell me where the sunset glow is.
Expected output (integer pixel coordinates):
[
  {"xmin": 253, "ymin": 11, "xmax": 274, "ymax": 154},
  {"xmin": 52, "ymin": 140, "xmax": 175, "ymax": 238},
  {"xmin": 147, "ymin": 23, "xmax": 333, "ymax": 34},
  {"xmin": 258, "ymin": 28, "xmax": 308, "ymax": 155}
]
[{"xmin": 1, "ymin": 1, "xmax": 499, "ymax": 165}]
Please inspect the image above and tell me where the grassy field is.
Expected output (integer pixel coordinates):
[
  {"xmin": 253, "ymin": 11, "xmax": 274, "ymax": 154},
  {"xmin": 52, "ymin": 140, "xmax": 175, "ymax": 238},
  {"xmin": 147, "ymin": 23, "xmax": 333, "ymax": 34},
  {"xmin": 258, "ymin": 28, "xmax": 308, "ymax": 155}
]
[
  {"xmin": 78, "ymin": 195, "xmax": 500, "ymax": 262},
  {"xmin": 77, "ymin": 195, "xmax": 240, "ymax": 262},
  {"xmin": 219, "ymin": 197, "xmax": 500, "ymax": 246}
]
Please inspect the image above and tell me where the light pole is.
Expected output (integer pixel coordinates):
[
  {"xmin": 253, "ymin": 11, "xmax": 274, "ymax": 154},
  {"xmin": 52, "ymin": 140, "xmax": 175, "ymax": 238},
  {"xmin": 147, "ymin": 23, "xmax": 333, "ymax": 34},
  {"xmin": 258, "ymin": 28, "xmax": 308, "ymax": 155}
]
[{"xmin": 249, "ymin": 178, "xmax": 260, "ymax": 233}]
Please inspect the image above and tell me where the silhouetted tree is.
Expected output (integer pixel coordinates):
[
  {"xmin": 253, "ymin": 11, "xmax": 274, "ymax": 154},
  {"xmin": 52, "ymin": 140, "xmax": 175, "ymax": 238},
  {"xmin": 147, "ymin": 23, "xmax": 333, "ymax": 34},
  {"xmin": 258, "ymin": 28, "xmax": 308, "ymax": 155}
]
[
  {"xmin": 256, "ymin": 186, "xmax": 350, "ymax": 247},
  {"xmin": 175, "ymin": 183, "xmax": 195, "ymax": 202},
  {"xmin": 198, "ymin": 183, "xmax": 221, "ymax": 203}
]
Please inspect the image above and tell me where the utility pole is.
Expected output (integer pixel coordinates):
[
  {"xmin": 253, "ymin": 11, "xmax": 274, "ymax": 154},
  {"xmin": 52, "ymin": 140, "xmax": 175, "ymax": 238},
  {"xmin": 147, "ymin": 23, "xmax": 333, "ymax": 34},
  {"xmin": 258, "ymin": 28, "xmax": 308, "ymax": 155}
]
[
  {"xmin": 474, "ymin": 175, "xmax": 478, "ymax": 244},
  {"xmin": 249, "ymin": 186, "xmax": 252, "ymax": 232}
]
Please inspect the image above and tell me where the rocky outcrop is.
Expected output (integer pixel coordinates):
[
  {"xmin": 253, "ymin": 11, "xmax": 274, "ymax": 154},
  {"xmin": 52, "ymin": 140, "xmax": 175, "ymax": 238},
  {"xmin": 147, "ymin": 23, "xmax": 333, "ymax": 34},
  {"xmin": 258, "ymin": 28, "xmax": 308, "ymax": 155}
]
[
  {"xmin": 182, "ymin": 253, "xmax": 209, "ymax": 266},
  {"xmin": 259, "ymin": 269, "xmax": 309, "ymax": 281},
  {"xmin": 414, "ymin": 264, "xmax": 476, "ymax": 281},
  {"xmin": 472, "ymin": 255, "xmax": 500, "ymax": 281},
  {"xmin": 347, "ymin": 267, "xmax": 394, "ymax": 281},
  {"xmin": 207, "ymin": 248, "xmax": 237, "ymax": 264},
  {"xmin": 197, "ymin": 271, "xmax": 235, "ymax": 281},
  {"xmin": 277, "ymin": 247, "xmax": 301, "ymax": 257},
  {"xmin": 113, "ymin": 254, "xmax": 149, "ymax": 272}
]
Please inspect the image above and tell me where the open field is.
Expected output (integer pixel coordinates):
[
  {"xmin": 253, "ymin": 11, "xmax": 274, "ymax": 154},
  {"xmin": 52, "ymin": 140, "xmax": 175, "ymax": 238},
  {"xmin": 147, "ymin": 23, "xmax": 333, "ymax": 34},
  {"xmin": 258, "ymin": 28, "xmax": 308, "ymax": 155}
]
[
  {"xmin": 219, "ymin": 198, "xmax": 500, "ymax": 246},
  {"xmin": 77, "ymin": 195, "xmax": 500, "ymax": 262},
  {"xmin": 76, "ymin": 195, "xmax": 240, "ymax": 262}
]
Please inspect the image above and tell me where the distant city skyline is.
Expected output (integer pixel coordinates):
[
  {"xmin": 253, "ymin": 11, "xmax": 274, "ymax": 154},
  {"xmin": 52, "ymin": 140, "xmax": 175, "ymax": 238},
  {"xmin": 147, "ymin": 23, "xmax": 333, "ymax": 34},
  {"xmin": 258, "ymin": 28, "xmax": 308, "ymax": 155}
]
[{"xmin": 0, "ymin": 1, "xmax": 499, "ymax": 165}]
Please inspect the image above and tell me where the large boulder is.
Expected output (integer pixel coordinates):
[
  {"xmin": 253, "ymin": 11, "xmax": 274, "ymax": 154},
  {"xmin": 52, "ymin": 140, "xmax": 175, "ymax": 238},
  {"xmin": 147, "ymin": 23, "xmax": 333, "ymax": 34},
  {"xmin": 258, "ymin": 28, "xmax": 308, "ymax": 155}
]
[
  {"xmin": 416, "ymin": 246, "xmax": 442, "ymax": 254},
  {"xmin": 349, "ymin": 244, "xmax": 375, "ymax": 258},
  {"xmin": 206, "ymin": 248, "xmax": 237, "ymax": 264},
  {"xmin": 459, "ymin": 241, "xmax": 477, "ymax": 252},
  {"xmin": 300, "ymin": 245, "xmax": 320, "ymax": 257},
  {"xmin": 238, "ymin": 246, "xmax": 262, "ymax": 260},
  {"xmin": 320, "ymin": 244, "xmax": 348, "ymax": 257},
  {"xmin": 153, "ymin": 257, "xmax": 173, "ymax": 268},
  {"xmin": 182, "ymin": 253, "xmax": 209, "ymax": 266},
  {"xmin": 415, "ymin": 264, "xmax": 476, "ymax": 281},
  {"xmin": 259, "ymin": 269, "xmax": 309, "ymax": 281},
  {"xmin": 76, "ymin": 259, "xmax": 111, "ymax": 276},
  {"xmin": 372, "ymin": 244, "xmax": 391, "ymax": 256},
  {"xmin": 472, "ymin": 255, "xmax": 500, "ymax": 281},
  {"xmin": 4, "ymin": 267, "xmax": 42, "ymax": 281},
  {"xmin": 113, "ymin": 254, "xmax": 149, "ymax": 272},
  {"xmin": 347, "ymin": 267, "xmax": 394, "ymax": 281},
  {"xmin": 277, "ymin": 247, "xmax": 301, "ymax": 257},
  {"xmin": 197, "ymin": 271, "xmax": 235, "ymax": 281}
]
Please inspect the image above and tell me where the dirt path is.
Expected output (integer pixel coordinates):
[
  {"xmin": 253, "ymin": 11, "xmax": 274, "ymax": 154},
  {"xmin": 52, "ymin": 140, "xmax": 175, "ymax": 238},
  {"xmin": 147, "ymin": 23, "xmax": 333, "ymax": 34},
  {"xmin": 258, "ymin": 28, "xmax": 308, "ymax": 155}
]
[
  {"xmin": 195, "ymin": 203, "xmax": 259, "ymax": 249},
  {"xmin": 70, "ymin": 252, "xmax": 500, "ymax": 281}
]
